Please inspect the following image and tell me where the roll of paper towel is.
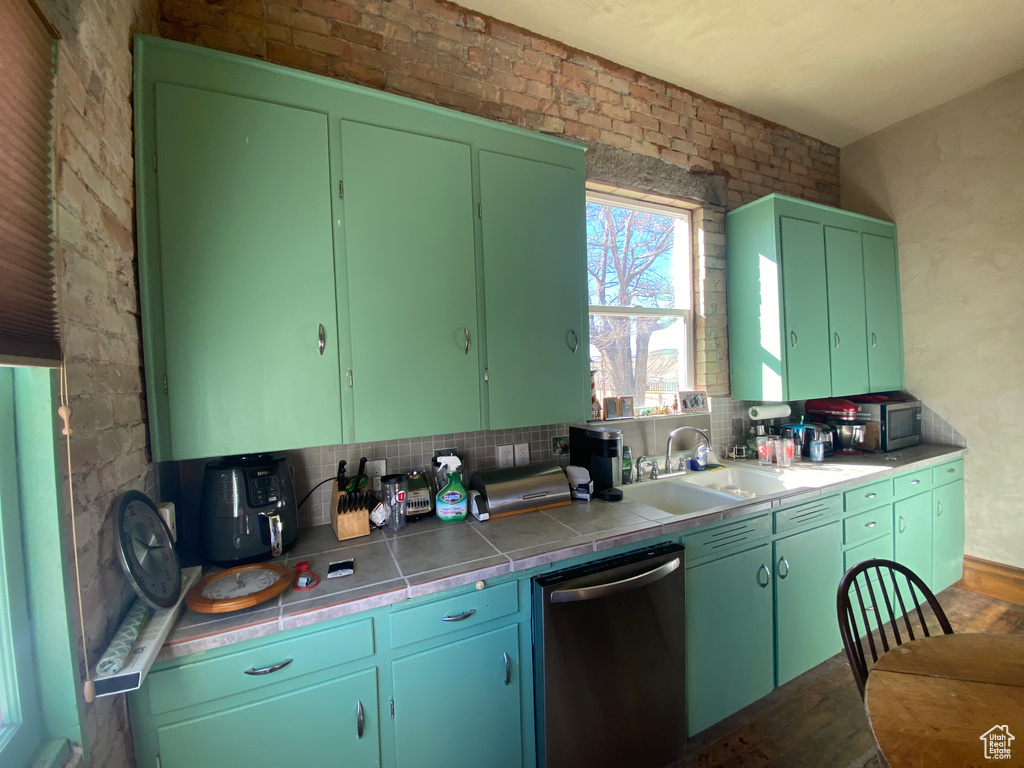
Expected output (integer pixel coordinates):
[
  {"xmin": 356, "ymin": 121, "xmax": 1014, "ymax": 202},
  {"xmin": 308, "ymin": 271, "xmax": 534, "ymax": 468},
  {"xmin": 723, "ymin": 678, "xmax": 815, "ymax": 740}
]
[{"xmin": 748, "ymin": 404, "xmax": 791, "ymax": 421}]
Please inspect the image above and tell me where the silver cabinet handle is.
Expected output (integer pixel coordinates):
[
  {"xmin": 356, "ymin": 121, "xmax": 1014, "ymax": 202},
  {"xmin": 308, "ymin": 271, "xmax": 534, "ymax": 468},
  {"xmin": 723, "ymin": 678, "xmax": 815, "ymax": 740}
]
[
  {"xmin": 356, "ymin": 700, "xmax": 365, "ymax": 738},
  {"xmin": 899, "ymin": 515, "xmax": 906, "ymax": 533},
  {"xmin": 570, "ymin": 329, "xmax": 579, "ymax": 354},
  {"xmin": 757, "ymin": 563, "xmax": 771, "ymax": 588},
  {"xmin": 777, "ymin": 556, "xmax": 790, "ymax": 580},
  {"xmin": 865, "ymin": 521, "xmax": 876, "ymax": 528},
  {"xmin": 441, "ymin": 609, "xmax": 476, "ymax": 622},
  {"xmin": 911, "ymin": 479, "xmax": 921, "ymax": 485},
  {"xmin": 464, "ymin": 327, "xmax": 471, "ymax": 355},
  {"xmin": 244, "ymin": 658, "xmax": 293, "ymax": 676},
  {"xmin": 550, "ymin": 558, "xmax": 680, "ymax": 603},
  {"xmin": 937, "ymin": 501, "xmax": 944, "ymax": 517},
  {"xmin": 258, "ymin": 511, "xmax": 283, "ymax": 557},
  {"xmin": 318, "ymin": 323, "xmax": 325, "ymax": 355},
  {"xmin": 871, "ymin": 332, "xmax": 878, "ymax": 348},
  {"xmin": 503, "ymin": 652, "xmax": 511, "ymax": 686},
  {"xmin": 834, "ymin": 332, "xmax": 840, "ymax": 349},
  {"xmin": 790, "ymin": 331, "xmax": 798, "ymax": 349},
  {"xmin": 866, "ymin": 493, "xmax": 877, "ymax": 499},
  {"xmin": 947, "ymin": 467, "xmax": 956, "ymax": 474}
]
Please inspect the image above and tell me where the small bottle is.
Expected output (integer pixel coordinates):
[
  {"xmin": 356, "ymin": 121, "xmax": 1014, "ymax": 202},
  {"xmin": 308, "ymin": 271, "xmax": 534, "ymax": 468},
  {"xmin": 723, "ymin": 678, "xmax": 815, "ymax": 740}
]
[
  {"xmin": 620, "ymin": 446, "xmax": 633, "ymax": 485},
  {"xmin": 695, "ymin": 442, "xmax": 708, "ymax": 471},
  {"xmin": 810, "ymin": 440, "xmax": 825, "ymax": 462}
]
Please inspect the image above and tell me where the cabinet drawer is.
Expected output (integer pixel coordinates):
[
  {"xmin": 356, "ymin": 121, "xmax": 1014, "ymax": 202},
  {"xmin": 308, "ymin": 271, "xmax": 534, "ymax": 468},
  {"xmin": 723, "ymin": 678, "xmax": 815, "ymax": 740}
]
[
  {"xmin": 389, "ymin": 580, "xmax": 518, "ymax": 650},
  {"xmin": 893, "ymin": 468, "xmax": 931, "ymax": 499},
  {"xmin": 933, "ymin": 459, "xmax": 964, "ymax": 487},
  {"xmin": 148, "ymin": 617, "xmax": 374, "ymax": 716},
  {"xmin": 683, "ymin": 514, "xmax": 771, "ymax": 564},
  {"xmin": 843, "ymin": 479, "xmax": 894, "ymax": 512},
  {"xmin": 773, "ymin": 495, "xmax": 841, "ymax": 534},
  {"xmin": 844, "ymin": 507, "xmax": 893, "ymax": 546},
  {"xmin": 843, "ymin": 533, "xmax": 894, "ymax": 572}
]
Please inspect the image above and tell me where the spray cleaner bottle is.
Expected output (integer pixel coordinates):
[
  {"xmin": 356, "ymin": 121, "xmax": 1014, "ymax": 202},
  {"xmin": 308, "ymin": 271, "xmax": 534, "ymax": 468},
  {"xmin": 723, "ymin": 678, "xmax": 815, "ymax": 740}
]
[{"xmin": 435, "ymin": 456, "xmax": 467, "ymax": 522}]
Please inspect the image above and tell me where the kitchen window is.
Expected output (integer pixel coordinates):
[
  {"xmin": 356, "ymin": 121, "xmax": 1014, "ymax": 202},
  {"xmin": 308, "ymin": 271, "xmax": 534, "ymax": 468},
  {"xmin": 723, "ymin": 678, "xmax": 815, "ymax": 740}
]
[{"xmin": 587, "ymin": 192, "xmax": 693, "ymax": 412}]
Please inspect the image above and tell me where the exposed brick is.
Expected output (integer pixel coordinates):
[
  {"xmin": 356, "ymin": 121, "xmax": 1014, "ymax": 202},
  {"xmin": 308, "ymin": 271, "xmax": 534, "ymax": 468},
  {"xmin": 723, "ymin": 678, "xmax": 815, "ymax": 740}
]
[
  {"xmin": 266, "ymin": 4, "xmax": 330, "ymax": 34},
  {"xmin": 302, "ymin": 0, "xmax": 360, "ymax": 23},
  {"xmin": 330, "ymin": 20, "xmax": 383, "ymax": 48},
  {"xmin": 293, "ymin": 28, "xmax": 351, "ymax": 57},
  {"xmin": 532, "ymin": 37, "xmax": 568, "ymax": 59},
  {"xmin": 512, "ymin": 61, "xmax": 552, "ymax": 84},
  {"xmin": 267, "ymin": 40, "xmax": 330, "ymax": 72}
]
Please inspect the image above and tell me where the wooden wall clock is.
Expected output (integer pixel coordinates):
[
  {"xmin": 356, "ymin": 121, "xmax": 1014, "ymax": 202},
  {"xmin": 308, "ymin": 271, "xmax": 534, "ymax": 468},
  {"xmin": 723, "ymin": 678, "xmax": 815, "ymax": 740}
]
[{"xmin": 185, "ymin": 563, "xmax": 291, "ymax": 614}]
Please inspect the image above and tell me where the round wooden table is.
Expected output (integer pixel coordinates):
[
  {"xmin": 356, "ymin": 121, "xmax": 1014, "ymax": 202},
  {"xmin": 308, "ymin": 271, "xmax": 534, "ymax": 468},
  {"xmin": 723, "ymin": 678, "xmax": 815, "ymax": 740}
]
[{"xmin": 865, "ymin": 634, "xmax": 1024, "ymax": 767}]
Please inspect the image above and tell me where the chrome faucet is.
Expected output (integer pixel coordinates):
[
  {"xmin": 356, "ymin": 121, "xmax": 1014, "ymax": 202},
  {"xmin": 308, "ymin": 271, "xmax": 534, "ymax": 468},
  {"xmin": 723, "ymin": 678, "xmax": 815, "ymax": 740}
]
[
  {"xmin": 665, "ymin": 426, "xmax": 712, "ymax": 474},
  {"xmin": 634, "ymin": 456, "xmax": 658, "ymax": 482}
]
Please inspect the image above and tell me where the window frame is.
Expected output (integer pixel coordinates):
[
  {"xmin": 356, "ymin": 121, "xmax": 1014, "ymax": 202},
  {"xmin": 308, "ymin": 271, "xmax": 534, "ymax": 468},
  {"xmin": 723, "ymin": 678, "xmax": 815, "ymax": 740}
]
[{"xmin": 586, "ymin": 191, "xmax": 696, "ymax": 403}]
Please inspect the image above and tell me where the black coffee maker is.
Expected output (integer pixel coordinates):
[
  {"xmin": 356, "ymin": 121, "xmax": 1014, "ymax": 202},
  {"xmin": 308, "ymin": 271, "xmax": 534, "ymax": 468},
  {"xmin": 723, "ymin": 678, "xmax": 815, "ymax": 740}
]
[
  {"xmin": 199, "ymin": 454, "xmax": 298, "ymax": 565},
  {"xmin": 569, "ymin": 425, "xmax": 623, "ymax": 501}
]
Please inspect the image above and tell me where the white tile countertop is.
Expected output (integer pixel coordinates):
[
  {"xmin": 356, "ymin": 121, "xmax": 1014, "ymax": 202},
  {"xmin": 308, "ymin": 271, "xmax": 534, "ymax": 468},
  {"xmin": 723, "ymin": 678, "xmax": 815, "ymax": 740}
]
[{"xmin": 160, "ymin": 443, "xmax": 966, "ymax": 659}]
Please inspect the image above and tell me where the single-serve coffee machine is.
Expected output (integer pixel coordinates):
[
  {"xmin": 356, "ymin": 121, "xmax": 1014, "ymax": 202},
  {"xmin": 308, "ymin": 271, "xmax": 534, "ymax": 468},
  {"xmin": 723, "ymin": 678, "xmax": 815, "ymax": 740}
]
[{"xmin": 569, "ymin": 425, "xmax": 623, "ymax": 501}]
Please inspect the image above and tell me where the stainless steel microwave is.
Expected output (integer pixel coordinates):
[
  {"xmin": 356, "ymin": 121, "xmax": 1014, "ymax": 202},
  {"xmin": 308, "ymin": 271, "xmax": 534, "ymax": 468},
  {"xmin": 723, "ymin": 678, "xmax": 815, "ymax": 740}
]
[{"xmin": 855, "ymin": 400, "xmax": 922, "ymax": 451}]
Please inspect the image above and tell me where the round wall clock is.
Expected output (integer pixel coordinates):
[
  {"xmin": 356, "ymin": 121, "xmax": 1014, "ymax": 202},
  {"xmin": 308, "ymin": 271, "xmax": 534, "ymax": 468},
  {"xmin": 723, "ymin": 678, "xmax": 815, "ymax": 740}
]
[
  {"xmin": 185, "ymin": 563, "xmax": 292, "ymax": 614},
  {"xmin": 117, "ymin": 490, "xmax": 182, "ymax": 609}
]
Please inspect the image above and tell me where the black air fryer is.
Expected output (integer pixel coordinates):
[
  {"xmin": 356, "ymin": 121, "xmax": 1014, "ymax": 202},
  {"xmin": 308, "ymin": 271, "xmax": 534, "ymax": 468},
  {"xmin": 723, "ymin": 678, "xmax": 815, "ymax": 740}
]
[{"xmin": 199, "ymin": 454, "xmax": 298, "ymax": 565}]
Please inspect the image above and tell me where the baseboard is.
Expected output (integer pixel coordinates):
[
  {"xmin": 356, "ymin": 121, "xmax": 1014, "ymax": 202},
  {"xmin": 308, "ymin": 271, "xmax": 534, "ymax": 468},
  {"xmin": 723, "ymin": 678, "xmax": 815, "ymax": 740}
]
[{"xmin": 959, "ymin": 555, "xmax": 1024, "ymax": 607}]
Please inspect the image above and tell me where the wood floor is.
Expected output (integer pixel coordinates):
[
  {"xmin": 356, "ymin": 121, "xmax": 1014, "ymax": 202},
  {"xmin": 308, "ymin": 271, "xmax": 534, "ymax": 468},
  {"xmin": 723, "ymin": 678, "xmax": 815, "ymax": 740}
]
[{"xmin": 675, "ymin": 587, "xmax": 1024, "ymax": 768}]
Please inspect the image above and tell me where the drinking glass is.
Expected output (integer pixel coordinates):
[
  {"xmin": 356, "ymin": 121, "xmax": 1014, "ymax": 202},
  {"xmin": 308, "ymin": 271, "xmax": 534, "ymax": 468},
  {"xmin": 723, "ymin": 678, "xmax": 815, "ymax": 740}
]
[
  {"xmin": 756, "ymin": 436, "xmax": 773, "ymax": 466},
  {"xmin": 775, "ymin": 437, "xmax": 794, "ymax": 468}
]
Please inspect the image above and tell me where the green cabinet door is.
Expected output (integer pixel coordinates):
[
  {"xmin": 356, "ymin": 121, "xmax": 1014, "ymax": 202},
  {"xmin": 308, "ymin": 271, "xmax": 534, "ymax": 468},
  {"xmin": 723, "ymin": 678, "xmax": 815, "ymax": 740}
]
[
  {"xmin": 779, "ymin": 217, "xmax": 831, "ymax": 400},
  {"xmin": 823, "ymin": 227, "xmax": 869, "ymax": 396},
  {"xmin": 339, "ymin": 121, "xmax": 481, "ymax": 441},
  {"xmin": 862, "ymin": 233, "xmax": 904, "ymax": 391},
  {"xmin": 774, "ymin": 521, "xmax": 842, "ymax": 685},
  {"xmin": 152, "ymin": 84, "xmax": 342, "ymax": 460},
  {"xmin": 932, "ymin": 479, "xmax": 965, "ymax": 591},
  {"xmin": 685, "ymin": 544, "xmax": 774, "ymax": 736},
  {"xmin": 893, "ymin": 492, "xmax": 933, "ymax": 586},
  {"xmin": 392, "ymin": 624, "xmax": 522, "ymax": 768},
  {"xmin": 479, "ymin": 152, "xmax": 588, "ymax": 429},
  {"xmin": 155, "ymin": 668, "xmax": 379, "ymax": 768}
]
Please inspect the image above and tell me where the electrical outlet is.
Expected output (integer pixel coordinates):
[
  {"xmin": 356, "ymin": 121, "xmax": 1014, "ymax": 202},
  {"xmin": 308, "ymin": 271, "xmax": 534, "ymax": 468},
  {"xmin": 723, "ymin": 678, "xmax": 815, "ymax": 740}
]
[
  {"xmin": 365, "ymin": 458, "xmax": 387, "ymax": 492},
  {"xmin": 514, "ymin": 443, "xmax": 530, "ymax": 466},
  {"xmin": 497, "ymin": 444, "xmax": 514, "ymax": 469}
]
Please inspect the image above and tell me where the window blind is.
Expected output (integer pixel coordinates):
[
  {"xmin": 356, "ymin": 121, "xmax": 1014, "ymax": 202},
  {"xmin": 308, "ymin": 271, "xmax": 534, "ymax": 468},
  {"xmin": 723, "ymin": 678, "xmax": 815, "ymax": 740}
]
[{"xmin": 0, "ymin": 0, "xmax": 59, "ymax": 364}]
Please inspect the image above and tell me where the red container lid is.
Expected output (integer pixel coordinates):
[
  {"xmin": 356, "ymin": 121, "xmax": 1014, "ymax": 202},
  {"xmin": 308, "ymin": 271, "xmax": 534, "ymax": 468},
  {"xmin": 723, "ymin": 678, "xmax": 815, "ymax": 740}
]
[{"xmin": 804, "ymin": 397, "xmax": 859, "ymax": 420}]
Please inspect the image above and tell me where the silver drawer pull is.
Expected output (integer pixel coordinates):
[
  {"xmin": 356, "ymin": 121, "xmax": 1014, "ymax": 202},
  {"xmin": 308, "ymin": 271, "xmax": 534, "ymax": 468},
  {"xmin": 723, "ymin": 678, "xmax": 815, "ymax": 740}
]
[
  {"xmin": 356, "ymin": 700, "xmax": 365, "ymax": 738},
  {"xmin": 834, "ymin": 332, "xmax": 840, "ymax": 349},
  {"xmin": 790, "ymin": 331, "xmax": 798, "ymax": 348},
  {"xmin": 777, "ymin": 556, "xmax": 790, "ymax": 580},
  {"xmin": 757, "ymin": 563, "xmax": 771, "ymax": 588},
  {"xmin": 442, "ymin": 609, "xmax": 476, "ymax": 623},
  {"xmin": 244, "ymin": 658, "xmax": 293, "ymax": 676},
  {"xmin": 318, "ymin": 324, "xmax": 325, "ymax": 355},
  {"xmin": 865, "ymin": 493, "xmax": 877, "ymax": 499},
  {"xmin": 937, "ymin": 501, "xmax": 944, "ymax": 517},
  {"xmin": 947, "ymin": 467, "xmax": 956, "ymax": 473},
  {"xmin": 871, "ymin": 332, "xmax": 878, "ymax": 348},
  {"xmin": 503, "ymin": 652, "xmax": 511, "ymax": 686},
  {"xmin": 464, "ymin": 327, "xmax": 471, "ymax": 355},
  {"xmin": 864, "ymin": 521, "xmax": 876, "ymax": 528},
  {"xmin": 570, "ymin": 329, "xmax": 579, "ymax": 354},
  {"xmin": 899, "ymin": 515, "xmax": 906, "ymax": 534},
  {"xmin": 911, "ymin": 479, "xmax": 921, "ymax": 485}
]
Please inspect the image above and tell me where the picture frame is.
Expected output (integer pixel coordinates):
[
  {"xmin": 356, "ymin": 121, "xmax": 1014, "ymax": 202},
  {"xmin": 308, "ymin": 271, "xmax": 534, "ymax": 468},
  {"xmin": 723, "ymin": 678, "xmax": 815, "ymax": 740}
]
[
  {"xmin": 618, "ymin": 396, "xmax": 634, "ymax": 419},
  {"xmin": 602, "ymin": 396, "xmax": 621, "ymax": 420},
  {"xmin": 677, "ymin": 390, "xmax": 710, "ymax": 413}
]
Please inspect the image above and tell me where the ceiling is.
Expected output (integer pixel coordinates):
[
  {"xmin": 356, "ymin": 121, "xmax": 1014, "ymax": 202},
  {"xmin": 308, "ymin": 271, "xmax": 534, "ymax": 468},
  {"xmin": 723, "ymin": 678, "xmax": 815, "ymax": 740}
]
[{"xmin": 456, "ymin": 0, "xmax": 1024, "ymax": 147}]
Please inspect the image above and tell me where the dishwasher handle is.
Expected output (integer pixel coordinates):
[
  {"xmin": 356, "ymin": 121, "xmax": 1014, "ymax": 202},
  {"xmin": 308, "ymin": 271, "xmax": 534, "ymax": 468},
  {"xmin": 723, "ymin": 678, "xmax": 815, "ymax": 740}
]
[{"xmin": 550, "ymin": 557, "xmax": 681, "ymax": 603}]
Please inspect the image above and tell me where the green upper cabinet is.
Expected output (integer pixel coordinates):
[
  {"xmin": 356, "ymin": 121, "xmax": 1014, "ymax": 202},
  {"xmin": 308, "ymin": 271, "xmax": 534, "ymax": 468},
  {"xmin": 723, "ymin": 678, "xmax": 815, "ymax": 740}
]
[
  {"xmin": 862, "ymin": 233, "xmax": 905, "ymax": 392},
  {"xmin": 136, "ymin": 36, "xmax": 587, "ymax": 456},
  {"xmin": 147, "ymin": 84, "xmax": 343, "ymax": 460},
  {"xmin": 824, "ymin": 227, "xmax": 870, "ymax": 395},
  {"xmin": 727, "ymin": 195, "xmax": 904, "ymax": 401},
  {"xmin": 339, "ymin": 121, "xmax": 481, "ymax": 440},
  {"xmin": 479, "ymin": 152, "xmax": 588, "ymax": 429}
]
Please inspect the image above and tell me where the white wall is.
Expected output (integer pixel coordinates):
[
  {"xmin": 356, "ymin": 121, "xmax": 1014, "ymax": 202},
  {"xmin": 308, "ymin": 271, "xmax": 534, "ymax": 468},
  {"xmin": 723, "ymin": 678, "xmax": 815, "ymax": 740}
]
[{"xmin": 842, "ymin": 68, "xmax": 1024, "ymax": 568}]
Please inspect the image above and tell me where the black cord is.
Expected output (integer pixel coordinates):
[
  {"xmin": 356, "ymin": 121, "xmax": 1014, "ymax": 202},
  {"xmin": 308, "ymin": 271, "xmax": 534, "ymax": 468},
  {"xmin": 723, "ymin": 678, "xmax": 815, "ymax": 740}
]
[{"xmin": 297, "ymin": 476, "xmax": 336, "ymax": 508}]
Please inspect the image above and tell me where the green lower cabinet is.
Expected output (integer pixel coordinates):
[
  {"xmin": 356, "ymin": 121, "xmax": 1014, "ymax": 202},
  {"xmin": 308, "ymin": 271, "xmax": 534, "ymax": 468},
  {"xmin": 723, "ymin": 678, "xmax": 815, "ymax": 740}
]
[
  {"xmin": 893, "ymin": 492, "xmax": 933, "ymax": 586},
  {"xmin": 154, "ymin": 668, "xmax": 380, "ymax": 768},
  {"xmin": 932, "ymin": 479, "xmax": 966, "ymax": 591},
  {"xmin": 392, "ymin": 624, "xmax": 522, "ymax": 768},
  {"xmin": 685, "ymin": 543, "xmax": 774, "ymax": 736},
  {"xmin": 774, "ymin": 521, "xmax": 842, "ymax": 685}
]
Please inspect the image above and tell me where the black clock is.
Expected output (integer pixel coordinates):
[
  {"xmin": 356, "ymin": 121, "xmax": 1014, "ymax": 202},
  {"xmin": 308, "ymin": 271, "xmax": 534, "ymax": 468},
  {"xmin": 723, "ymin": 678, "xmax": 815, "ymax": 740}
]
[{"xmin": 117, "ymin": 490, "xmax": 182, "ymax": 609}]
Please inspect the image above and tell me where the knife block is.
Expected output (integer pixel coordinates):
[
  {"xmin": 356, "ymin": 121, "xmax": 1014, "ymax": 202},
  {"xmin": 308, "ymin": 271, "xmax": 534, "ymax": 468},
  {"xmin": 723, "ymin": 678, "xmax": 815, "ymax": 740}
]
[{"xmin": 330, "ymin": 481, "xmax": 371, "ymax": 542}]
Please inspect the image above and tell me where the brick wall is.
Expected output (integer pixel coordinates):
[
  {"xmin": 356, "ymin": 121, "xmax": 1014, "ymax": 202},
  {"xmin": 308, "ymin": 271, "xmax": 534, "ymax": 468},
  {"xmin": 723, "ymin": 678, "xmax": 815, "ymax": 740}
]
[
  {"xmin": 38, "ymin": 0, "xmax": 159, "ymax": 764},
  {"xmin": 159, "ymin": 0, "xmax": 840, "ymax": 210}
]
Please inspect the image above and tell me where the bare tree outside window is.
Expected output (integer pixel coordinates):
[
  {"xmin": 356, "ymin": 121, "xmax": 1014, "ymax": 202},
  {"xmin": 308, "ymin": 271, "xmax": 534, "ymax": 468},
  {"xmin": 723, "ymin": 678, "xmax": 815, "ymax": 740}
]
[{"xmin": 587, "ymin": 195, "xmax": 692, "ymax": 411}]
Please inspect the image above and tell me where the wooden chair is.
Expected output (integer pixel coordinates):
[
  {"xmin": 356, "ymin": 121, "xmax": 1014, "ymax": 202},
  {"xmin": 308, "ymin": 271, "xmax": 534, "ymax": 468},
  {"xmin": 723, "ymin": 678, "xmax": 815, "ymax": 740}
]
[{"xmin": 836, "ymin": 558, "xmax": 954, "ymax": 698}]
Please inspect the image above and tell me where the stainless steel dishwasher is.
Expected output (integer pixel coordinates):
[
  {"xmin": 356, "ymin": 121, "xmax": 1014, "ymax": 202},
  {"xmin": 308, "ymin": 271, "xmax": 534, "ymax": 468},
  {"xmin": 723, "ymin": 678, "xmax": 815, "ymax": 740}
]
[{"xmin": 533, "ymin": 541, "xmax": 686, "ymax": 768}]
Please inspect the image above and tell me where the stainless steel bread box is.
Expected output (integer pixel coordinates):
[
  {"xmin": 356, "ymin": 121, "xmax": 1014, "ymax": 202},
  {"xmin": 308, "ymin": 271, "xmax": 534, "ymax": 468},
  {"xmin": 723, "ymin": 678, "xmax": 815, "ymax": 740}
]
[{"xmin": 468, "ymin": 461, "xmax": 572, "ymax": 519}]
